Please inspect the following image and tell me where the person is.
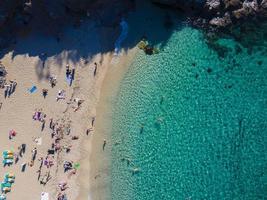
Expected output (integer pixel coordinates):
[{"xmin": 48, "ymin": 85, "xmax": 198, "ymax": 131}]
[
  {"xmin": 71, "ymin": 135, "xmax": 79, "ymax": 140},
  {"xmin": 4, "ymin": 83, "xmax": 10, "ymax": 98},
  {"xmin": 37, "ymin": 169, "xmax": 41, "ymax": 181},
  {"xmin": 66, "ymin": 65, "xmax": 71, "ymax": 78},
  {"xmin": 57, "ymin": 90, "xmax": 66, "ymax": 101},
  {"xmin": 21, "ymin": 162, "xmax": 27, "ymax": 172},
  {"xmin": 32, "ymin": 148, "xmax": 37, "ymax": 159},
  {"xmin": 57, "ymin": 193, "xmax": 67, "ymax": 200},
  {"xmin": 58, "ymin": 181, "xmax": 68, "ymax": 191},
  {"xmin": 71, "ymin": 68, "xmax": 75, "ymax": 80},
  {"xmin": 86, "ymin": 128, "xmax": 93, "ymax": 136},
  {"xmin": 14, "ymin": 153, "xmax": 19, "ymax": 164},
  {"xmin": 91, "ymin": 117, "xmax": 95, "ymax": 127},
  {"xmin": 49, "ymin": 118, "xmax": 53, "ymax": 129},
  {"xmin": 41, "ymin": 119, "xmax": 46, "ymax": 131},
  {"xmin": 63, "ymin": 161, "xmax": 73, "ymax": 173},
  {"xmin": 42, "ymin": 89, "xmax": 48, "ymax": 98},
  {"xmin": 21, "ymin": 143, "xmax": 26, "ymax": 154},
  {"xmin": 103, "ymin": 139, "xmax": 106, "ymax": 150},
  {"xmin": 8, "ymin": 130, "xmax": 17, "ymax": 139},
  {"xmin": 94, "ymin": 62, "xmax": 97, "ymax": 76},
  {"xmin": 9, "ymin": 80, "xmax": 17, "ymax": 95},
  {"xmin": 50, "ymin": 75, "xmax": 57, "ymax": 88}
]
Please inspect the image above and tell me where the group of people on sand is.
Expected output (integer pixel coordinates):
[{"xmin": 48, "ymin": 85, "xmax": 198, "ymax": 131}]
[
  {"xmin": 0, "ymin": 57, "xmax": 107, "ymax": 199},
  {"xmin": 4, "ymin": 80, "xmax": 17, "ymax": 98}
]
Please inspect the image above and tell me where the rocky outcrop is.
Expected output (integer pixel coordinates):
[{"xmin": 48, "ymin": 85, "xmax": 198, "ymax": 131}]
[
  {"xmin": 0, "ymin": 0, "xmax": 265, "ymax": 49},
  {"xmin": 224, "ymin": 0, "xmax": 241, "ymax": 8},
  {"xmin": 209, "ymin": 12, "xmax": 232, "ymax": 26},
  {"xmin": 205, "ymin": 0, "xmax": 221, "ymax": 10},
  {"xmin": 150, "ymin": 0, "xmax": 267, "ymax": 28},
  {"xmin": 233, "ymin": 0, "xmax": 259, "ymax": 19}
]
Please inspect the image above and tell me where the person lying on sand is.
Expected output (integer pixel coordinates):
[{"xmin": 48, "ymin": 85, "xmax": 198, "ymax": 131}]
[
  {"xmin": 57, "ymin": 193, "xmax": 67, "ymax": 200},
  {"xmin": 73, "ymin": 98, "xmax": 84, "ymax": 111},
  {"xmin": 86, "ymin": 127, "xmax": 93, "ymax": 135},
  {"xmin": 57, "ymin": 90, "xmax": 66, "ymax": 101},
  {"xmin": 58, "ymin": 181, "xmax": 68, "ymax": 191},
  {"xmin": 63, "ymin": 161, "xmax": 73, "ymax": 173}
]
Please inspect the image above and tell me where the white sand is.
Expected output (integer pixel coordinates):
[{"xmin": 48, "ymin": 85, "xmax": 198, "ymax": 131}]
[{"xmin": 0, "ymin": 19, "xmax": 121, "ymax": 200}]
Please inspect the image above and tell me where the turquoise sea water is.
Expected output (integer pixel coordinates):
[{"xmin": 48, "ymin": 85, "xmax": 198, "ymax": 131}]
[{"xmin": 110, "ymin": 25, "xmax": 267, "ymax": 200}]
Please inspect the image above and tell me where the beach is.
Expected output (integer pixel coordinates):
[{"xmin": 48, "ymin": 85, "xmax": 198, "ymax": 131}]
[
  {"xmin": 0, "ymin": 16, "xmax": 134, "ymax": 199},
  {"xmin": 0, "ymin": 1, "xmax": 266, "ymax": 200}
]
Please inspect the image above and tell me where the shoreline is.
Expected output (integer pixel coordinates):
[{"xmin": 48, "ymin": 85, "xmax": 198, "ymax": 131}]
[{"xmin": 86, "ymin": 48, "xmax": 138, "ymax": 200}]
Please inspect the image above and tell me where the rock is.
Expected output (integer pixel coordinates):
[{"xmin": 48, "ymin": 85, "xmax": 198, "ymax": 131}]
[
  {"xmin": 209, "ymin": 12, "xmax": 232, "ymax": 27},
  {"xmin": 259, "ymin": 0, "xmax": 267, "ymax": 16},
  {"xmin": 233, "ymin": 0, "xmax": 259, "ymax": 19},
  {"xmin": 205, "ymin": 0, "xmax": 221, "ymax": 10},
  {"xmin": 261, "ymin": 0, "xmax": 267, "ymax": 8},
  {"xmin": 224, "ymin": 0, "xmax": 241, "ymax": 8}
]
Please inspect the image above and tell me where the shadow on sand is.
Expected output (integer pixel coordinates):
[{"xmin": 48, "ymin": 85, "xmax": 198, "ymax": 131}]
[{"xmin": 0, "ymin": 1, "xmax": 186, "ymax": 81}]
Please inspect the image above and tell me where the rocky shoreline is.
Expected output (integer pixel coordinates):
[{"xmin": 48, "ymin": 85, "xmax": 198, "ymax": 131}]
[{"xmin": 0, "ymin": 0, "xmax": 266, "ymax": 51}]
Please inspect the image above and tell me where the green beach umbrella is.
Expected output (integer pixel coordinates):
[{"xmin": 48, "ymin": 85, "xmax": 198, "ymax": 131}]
[{"xmin": 73, "ymin": 163, "xmax": 80, "ymax": 169}]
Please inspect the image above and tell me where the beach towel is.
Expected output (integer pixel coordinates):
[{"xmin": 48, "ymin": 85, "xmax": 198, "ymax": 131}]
[
  {"xmin": 41, "ymin": 192, "xmax": 49, "ymax": 200},
  {"xmin": 29, "ymin": 85, "xmax": 37, "ymax": 93}
]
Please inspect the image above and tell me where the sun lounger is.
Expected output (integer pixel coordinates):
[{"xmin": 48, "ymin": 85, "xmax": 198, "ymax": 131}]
[
  {"xmin": 4, "ymin": 174, "xmax": 15, "ymax": 184},
  {"xmin": 4, "ymin": 178, "xmax": 14, "ymax": 184},
  {"xmin": 3, "ymin": 155, "xmax": 13, "ymax": 159},
  {"xmin": 4, "ymin": 173, "xmax": 15, "ymax": 179},
  {"xmin": 1, "ymin": 187, "xmax": 10, "ymax": 194},
  {"xmin": 2, "ymin": 159, "xmax": 13, "ymax": 166},
  {"xmin": 2, "ymin": 151, "xmax": 13, "ymax": 156},
  {"xmin": 1, "ymin": 182, "xmax": 11, "ymax": 193},
  {"xmin": 0, "ymin": 194, "xmax": 6, "ymax": 200}
]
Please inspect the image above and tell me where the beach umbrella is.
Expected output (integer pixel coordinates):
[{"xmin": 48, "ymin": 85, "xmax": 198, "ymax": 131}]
[{"xmin": 73, "ymin": 163, "xmax": 80, "ymax": 169}]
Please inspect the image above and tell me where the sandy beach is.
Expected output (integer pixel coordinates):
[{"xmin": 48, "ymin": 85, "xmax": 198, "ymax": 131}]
[
  {"xmin": 0, "ymin": 1, "xmax": 169, "ymax": 199},
  {"xmin": 0, "ymin": 16, "xmax": 136, "ymax": 199}
]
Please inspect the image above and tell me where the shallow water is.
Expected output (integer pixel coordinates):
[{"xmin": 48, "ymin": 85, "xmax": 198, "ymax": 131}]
[{"xmin": 110, "ymin": 25, "xmax": 267, "ymax": 200}]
